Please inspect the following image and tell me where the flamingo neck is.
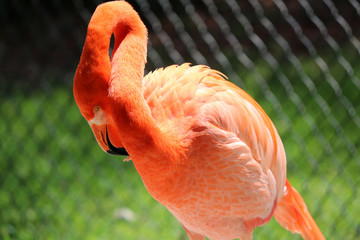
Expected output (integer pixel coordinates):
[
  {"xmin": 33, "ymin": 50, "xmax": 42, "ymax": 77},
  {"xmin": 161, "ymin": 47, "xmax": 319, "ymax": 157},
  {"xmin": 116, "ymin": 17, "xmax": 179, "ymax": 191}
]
[
  {"xmin": 109, "ymin": 30, "xmax": 181, "ymax": 183},
  {"xmin": 84, "ymin": 2, "xmax": 181, "ymax": 185}
]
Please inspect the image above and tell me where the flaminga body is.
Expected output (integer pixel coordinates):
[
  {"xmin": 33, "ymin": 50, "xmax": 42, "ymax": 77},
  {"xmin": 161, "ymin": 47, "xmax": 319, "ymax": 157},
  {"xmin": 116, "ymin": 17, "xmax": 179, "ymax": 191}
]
[{"xmin": 73, "ymin": 1, "xmax": 324, "ymax": 239}]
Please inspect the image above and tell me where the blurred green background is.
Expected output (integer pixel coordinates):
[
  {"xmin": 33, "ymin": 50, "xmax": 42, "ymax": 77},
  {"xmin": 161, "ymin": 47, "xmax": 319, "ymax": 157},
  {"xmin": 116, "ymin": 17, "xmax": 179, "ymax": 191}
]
[{"xmin": 1, "ymin": 0, "xmax": 359, "ymax": 239}]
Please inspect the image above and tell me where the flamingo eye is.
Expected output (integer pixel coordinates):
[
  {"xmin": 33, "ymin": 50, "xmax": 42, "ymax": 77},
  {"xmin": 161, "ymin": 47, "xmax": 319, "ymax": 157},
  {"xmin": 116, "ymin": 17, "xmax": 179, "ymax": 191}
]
[{"xmin": 94, "ymin": 105, "xmax": 100, "ymax": 113}]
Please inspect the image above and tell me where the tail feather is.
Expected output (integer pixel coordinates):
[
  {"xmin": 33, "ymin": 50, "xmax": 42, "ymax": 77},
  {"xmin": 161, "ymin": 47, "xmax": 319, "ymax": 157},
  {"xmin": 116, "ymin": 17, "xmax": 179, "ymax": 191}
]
[{"xmin": 274, "ymin": 179, "xmax": 325, "ymax": 240}]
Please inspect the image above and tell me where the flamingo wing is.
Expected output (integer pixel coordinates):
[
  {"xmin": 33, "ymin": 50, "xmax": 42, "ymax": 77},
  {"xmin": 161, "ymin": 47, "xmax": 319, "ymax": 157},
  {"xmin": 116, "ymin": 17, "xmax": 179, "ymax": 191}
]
[
  {"xmin": 142, "ymin": 64, "xmax": 287, "ymax": 239},
  {"xmin": 143, "ymin": 64, "xmax": 286, "ymax": 194}
]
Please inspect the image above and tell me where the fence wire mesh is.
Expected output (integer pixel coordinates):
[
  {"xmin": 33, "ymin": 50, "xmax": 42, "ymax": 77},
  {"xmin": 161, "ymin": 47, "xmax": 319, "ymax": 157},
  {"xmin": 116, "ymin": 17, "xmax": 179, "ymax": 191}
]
[{"xmin": 1, "ymin": 0, "xmax": 359, "ymax": 239}]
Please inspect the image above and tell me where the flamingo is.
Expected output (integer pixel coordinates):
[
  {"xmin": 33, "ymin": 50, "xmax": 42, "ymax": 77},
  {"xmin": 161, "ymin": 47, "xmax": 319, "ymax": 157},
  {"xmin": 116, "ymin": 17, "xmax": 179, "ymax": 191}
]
[{"xmin": 73, "ymin": 1, "xmax": 325, "ymax": 240}]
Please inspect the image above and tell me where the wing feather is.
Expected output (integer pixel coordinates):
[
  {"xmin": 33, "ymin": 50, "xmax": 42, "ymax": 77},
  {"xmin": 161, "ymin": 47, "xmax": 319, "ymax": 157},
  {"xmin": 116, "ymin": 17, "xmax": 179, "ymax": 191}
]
[{"xmin": 143, "ymin": 64, "xmax": 286, "ymax": 221}]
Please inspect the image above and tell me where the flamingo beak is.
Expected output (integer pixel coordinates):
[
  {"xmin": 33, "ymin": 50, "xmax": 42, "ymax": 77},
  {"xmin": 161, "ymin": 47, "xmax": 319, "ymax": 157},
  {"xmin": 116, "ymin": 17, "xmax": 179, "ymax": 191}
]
[{"xmin": 90, "ymin": 124, "xmax": 129, "ymax": 156}]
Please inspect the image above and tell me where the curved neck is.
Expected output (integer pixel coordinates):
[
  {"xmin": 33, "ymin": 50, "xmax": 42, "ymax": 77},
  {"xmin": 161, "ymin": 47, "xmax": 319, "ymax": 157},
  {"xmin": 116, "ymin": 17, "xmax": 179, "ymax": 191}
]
[{"xmin": 85, "ymin": 2, "xmax": 181, "ymax": 179}]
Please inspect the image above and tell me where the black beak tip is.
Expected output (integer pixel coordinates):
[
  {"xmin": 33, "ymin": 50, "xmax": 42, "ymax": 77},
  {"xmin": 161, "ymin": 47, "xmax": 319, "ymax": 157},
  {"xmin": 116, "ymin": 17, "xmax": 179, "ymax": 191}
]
[
  {"xmin": 106, "ymin": 148, "xmax": 129, "ymax": 156},
  {"xmin": 105, "ymin": 127, "xmax": 129, "ymax": 156},
  {"xmin": 107, "ymin": 150, "xmax": 115, "ymax": 155}
]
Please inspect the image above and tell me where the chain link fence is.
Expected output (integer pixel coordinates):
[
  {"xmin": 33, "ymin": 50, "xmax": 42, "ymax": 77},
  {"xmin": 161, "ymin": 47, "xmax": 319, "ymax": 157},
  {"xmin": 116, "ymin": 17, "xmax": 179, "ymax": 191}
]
[{"xmin": 1, "ymin": 0, "xmax": 359, "ymax": 239}]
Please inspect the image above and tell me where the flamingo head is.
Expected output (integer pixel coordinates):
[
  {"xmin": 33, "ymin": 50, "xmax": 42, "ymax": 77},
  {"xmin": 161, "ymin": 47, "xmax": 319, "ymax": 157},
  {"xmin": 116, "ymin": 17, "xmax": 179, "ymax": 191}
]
[
  {"xmin": 73, "ymin": 55, "xmax": 128, "ymax": 156},
  {"xmin": 88, "ymin": 105, "xmax": 128, "ymax": 156}
]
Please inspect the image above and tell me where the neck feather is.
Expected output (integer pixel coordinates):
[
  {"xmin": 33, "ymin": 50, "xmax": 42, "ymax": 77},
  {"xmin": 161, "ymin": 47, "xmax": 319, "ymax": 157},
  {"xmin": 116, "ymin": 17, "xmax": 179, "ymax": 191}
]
[{"xmin": 86, "ymin": 2, "xmax": 181, "ymax": 178}]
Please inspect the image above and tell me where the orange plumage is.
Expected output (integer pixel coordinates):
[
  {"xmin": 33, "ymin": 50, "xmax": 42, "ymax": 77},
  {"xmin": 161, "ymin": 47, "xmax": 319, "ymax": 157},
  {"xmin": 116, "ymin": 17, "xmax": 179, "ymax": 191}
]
[{"xmin": 73, "ymin": 1, "xmax": 324, "ymax": 239}]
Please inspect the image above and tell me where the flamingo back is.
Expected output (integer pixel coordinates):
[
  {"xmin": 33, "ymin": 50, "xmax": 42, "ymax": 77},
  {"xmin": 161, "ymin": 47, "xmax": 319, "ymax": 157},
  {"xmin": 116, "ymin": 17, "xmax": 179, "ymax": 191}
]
[{"xmin": 140, "ymin": 64, "xmax": 287, "ymax": 239}]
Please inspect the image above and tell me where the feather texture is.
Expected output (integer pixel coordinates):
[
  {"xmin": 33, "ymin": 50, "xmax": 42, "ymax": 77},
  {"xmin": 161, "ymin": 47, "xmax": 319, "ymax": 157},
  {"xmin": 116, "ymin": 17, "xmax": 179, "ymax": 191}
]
[
  {"xmin": 141, "ymin": 64, "xmax": 286, "ymax": 239},
  {"xmin": 74, "ymin": 2, "xmax": 324, "ymax": 239}
]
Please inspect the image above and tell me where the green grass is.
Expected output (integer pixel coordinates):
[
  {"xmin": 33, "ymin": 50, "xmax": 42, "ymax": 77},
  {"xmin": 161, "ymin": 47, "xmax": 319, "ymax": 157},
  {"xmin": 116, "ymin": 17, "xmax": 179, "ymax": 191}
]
[{"xmin": 1, "ymin": 46, "xmax": 360, "ymax": 239}]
